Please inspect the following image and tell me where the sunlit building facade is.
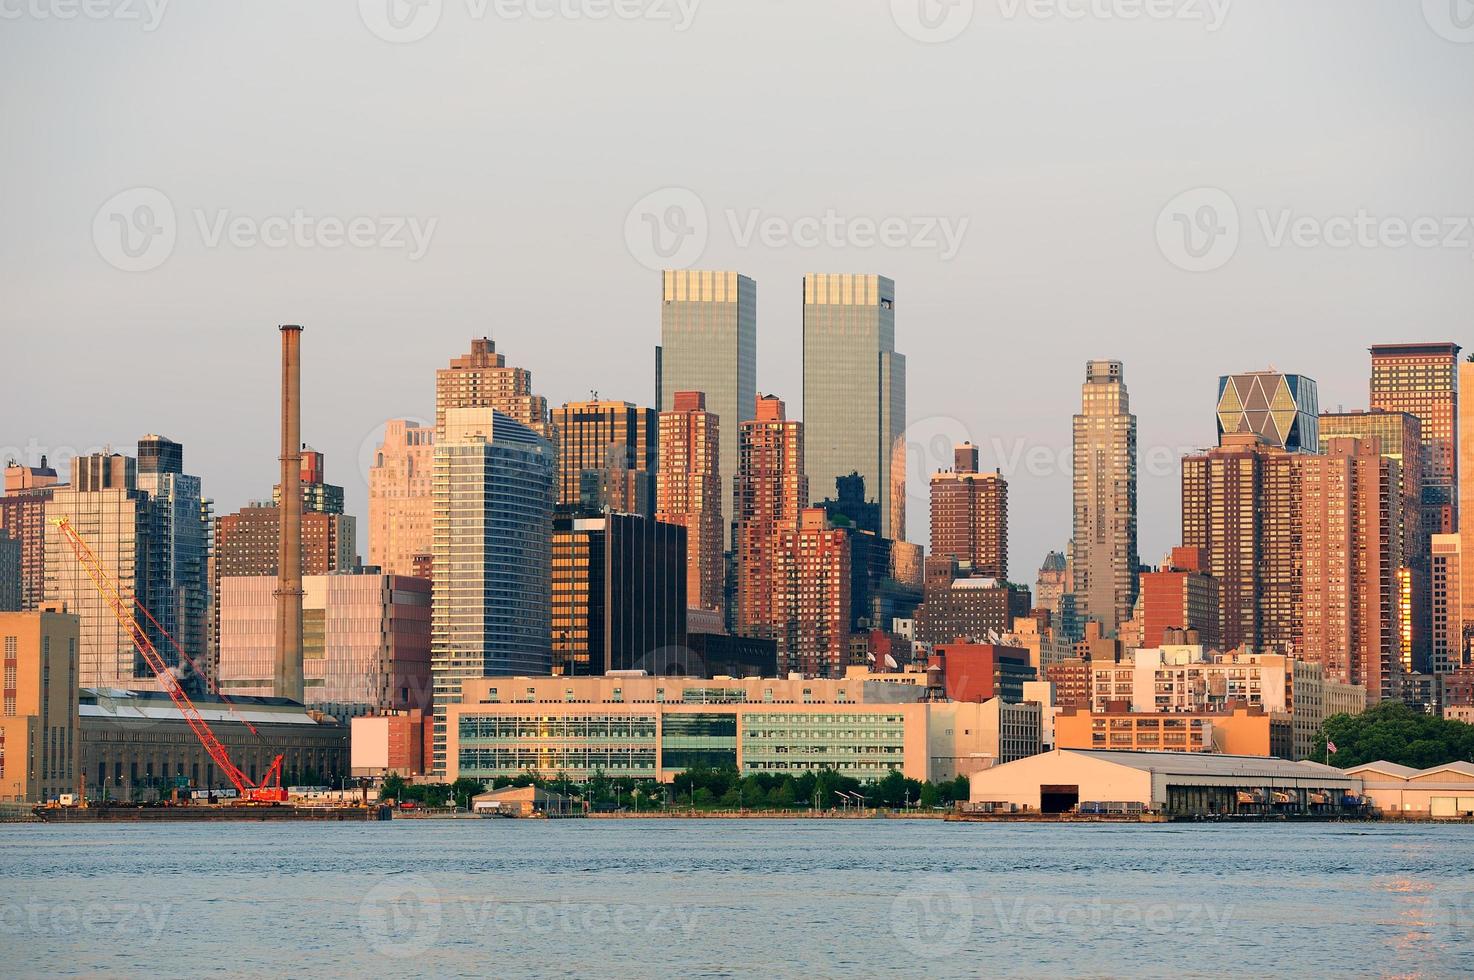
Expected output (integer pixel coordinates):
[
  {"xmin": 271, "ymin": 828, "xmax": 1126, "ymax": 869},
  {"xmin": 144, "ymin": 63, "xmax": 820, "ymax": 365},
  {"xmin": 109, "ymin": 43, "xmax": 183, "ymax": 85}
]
[
  {"xmin": 1072, "ymin": 360, "xmax": 1138, "ymax": 635},
  {"xmin": 657, "ymin": 391, "xmax": 724, "ymax": 614}
]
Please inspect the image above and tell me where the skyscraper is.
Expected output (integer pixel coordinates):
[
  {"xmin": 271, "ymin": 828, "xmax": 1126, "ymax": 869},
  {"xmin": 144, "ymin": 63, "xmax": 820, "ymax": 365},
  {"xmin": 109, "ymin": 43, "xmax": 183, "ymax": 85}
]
[
  {"xmin": 1456, "ymin": 356, "xmax": 1474, "ymax": 664},
  {"xmin": 1320, "ymin": 409, "xmax": 1426, "ymax": 670},
  {"xmin": 551, "ymin": 399, "xmax": 657, "ymax": 516},
  {"xmin": 657, "ymin": 270, "xmax": 756, "ymax": 549},
  {"xmin": 1297, "ymin": 437, "xmax": 1401, "ymax": 701},
  {"xmin": 1072, "ymin": 360, "xmax": 1138, "ymax": 635},
  {"xmin": 431, "ymin": 407, "xmax": 555, "ymax": 773},
  {"xmin": 1181, "ymin": 434, "xmax": 1300, "ymax": 654},
  {"xmin": 1139, "ymin": 547, "xmax": 1220, "ymax": 651},
  {"xmin": 135, "ymin": 435, "xmax": 211, "ymax": 671},
  {"xmin": 1370, "ymin": 342, "xmax": 1460, "ymax": 534},
  {"xmin": 368, "ymin": 419, "xmax": 435, "ymax": 579},
  {"xmin": 1216, "ymin": 370, "xmax": 1319, "ymax": 453},
  {"xmin": 733, "ymin": 395, "xmax": 808, "ymax": 636},
  {"xmin": 435, "ymin": 338, "xmax": 553, "ymax": 441},
  {"xmin": 772, "ymin": 508, "xmax": 851, "ymax": 678},
  {"xmin": 657, "ymin": 391, "xmax": 723, "ymax": 613},
  {"xmin": 1431, "ymin": 533, "xmax": 1463, "ymax": 673},
  {"xmin": 929, "ymin": 442, "xmax": 1007, "ymax": 580},
  {"xmin": 550, "ymin": 513, "xmax": 687, "ymax": 676},
  {"xmin": 802, "ymin": 273, "xmax": 906, "ymax": 540},
  {"xmin": 43, "ymin": 453, "xmax": 156, "ymax": 687},
  {"xmin": 0, "ymin": 458, "xmax": 61, "ymax": 611}
]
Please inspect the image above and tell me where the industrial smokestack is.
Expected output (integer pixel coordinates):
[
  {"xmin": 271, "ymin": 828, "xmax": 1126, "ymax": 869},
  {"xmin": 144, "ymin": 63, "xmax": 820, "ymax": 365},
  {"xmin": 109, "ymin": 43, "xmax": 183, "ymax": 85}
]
[{"xmin": 274, "ymin": 324, "xmax": 305, "ymax": 703}]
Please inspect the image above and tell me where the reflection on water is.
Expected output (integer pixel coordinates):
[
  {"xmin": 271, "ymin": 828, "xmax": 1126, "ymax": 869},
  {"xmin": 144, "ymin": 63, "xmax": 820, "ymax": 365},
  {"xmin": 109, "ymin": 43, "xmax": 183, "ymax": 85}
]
[{"xmin": 1, "ymin": 820, "xmax": 1472, "ymax": 978}]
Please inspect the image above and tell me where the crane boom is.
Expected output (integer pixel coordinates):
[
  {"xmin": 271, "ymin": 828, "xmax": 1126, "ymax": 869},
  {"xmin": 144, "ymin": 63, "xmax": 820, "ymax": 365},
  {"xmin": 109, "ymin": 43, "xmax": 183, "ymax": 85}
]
[{"xmin": 51, "ymin": 517, "xmax": 287, "ymax": 803}]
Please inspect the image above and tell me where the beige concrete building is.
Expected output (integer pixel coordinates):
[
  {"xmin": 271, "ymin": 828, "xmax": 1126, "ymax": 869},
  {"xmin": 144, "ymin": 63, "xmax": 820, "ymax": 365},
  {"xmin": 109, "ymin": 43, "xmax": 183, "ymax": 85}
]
[
  {"xmin": 1347, "ymin": 760, "xmax": 1474, "ymax": 817},
  {"xmin": 368, "ymin": 419, "xmax": 435, "ymax": 579},
  {"xmin": 0, "ymin": 606, "xmax": 80, "ymax": 803},
  {"xmin": 445, "ymin": 672, "xmax": 1040, "ymax": 785},
  {"xmin": 968, "ymin": 748, "xmax": 1361, "ymax": 816}
]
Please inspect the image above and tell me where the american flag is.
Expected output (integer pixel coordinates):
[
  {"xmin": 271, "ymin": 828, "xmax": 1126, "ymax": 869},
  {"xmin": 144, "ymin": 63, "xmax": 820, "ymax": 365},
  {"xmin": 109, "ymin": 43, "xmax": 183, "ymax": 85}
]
[{"xmin": 1327, "ymin": 740, "xmax": 1338, "ymax": 755}]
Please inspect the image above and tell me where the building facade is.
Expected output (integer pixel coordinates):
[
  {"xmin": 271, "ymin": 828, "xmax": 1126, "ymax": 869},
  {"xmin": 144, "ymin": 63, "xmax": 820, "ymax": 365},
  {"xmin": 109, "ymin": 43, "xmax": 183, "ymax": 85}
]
[
  {"xmin": 368, "ymin": 419, "xmax": 435, "ymax": 579},
  {"xmin": 216, "ymin": 573, "xmax": 432, "ymax": 721},
  {"xmin": 135, "ymin": 435, "xmax": 211, "ymax": 680},
  {"xmin": 434, "ymin": 338, "xmax": 553, "ymax": 442},
  {"xmin": 772, "ymin": 509, "xmax": 851, "ymax": 678},
  {"xmin": 657, "ymin": 391, "xmax": 724, "ymax": 614},
  {"xmin": 1072, "ymin": 360, "xmax": 1138, "ymax": 635},
  {"xmin": 1138, "ymin": 546, "xmax": 1220, "ymax": 652},
  {"xmin": 0, "ymin": 607, "xmax": 80, "ymax": 803},
  {"xmin": 1217, "ymin": 370, "xmax": 1319, "ymax": 453},
  {"xmin": 1370, "ymin": 343, "xmax": 1460, "ymax": 535},
  {"xmin": 657, "ymin": 270, "xmax": 756, "ymax": 550},
  {"xmin": 1432, "ymin": 533, "xmax": 1463, "ymax": 673},
  {"xmin": 1181, "ymin": 434, "xmax": 1300, "ymax": 653},
  {"xmin": 446, "ymin": 672, "xmax": 1040, "ymax": 785},
  {"xmin": 551, "ymin": 513, "xmax": 687, "ymax": 676},
  {"xmin": 802, "ymin": 273, "xmax": 906, "ymax": 540},
  {"xmin": 0, "ymin": 458, "xmax": 61, "ymax": 611},
  {"xmin": 431, "ymin": 408, "xmax": 556, "ymax": 773},
  {"xmin": 551, "ymin": 399, "xmax": 657, "ymax": 516},
  {"xmin": 733, "ymin": 395, "xmax": 808, "ymax": 636},
  {"xmin": 930, "ymin": 443, "xmax": 1007, "ymax": 580}
]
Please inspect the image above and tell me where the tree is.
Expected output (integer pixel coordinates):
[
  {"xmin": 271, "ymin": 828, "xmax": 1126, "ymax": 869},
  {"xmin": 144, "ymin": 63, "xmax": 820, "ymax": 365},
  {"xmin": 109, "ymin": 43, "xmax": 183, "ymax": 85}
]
[
  {"xmin": 380, "ymin": 774, "xmax": 409, "ymax": 802},
  {"xmin": 919, "ymin": 782, "xmax": 939, "ymax": 809},
  {"xmin": 1318, "ymin": 701, "xmax": 1474, "ymax": 769},
  {"xmin": 449, "ymin": 777, "xmax": 485, "ymax": 811}
]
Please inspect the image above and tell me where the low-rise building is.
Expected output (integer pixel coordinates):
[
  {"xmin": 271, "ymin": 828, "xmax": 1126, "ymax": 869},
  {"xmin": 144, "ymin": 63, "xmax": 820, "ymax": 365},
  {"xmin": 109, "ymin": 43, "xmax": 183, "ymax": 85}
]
[
  {"xmin": 1055, "ymin": 704, "xmax": 1291, "ymax": 758},
  {"xmin": 968, "ymin": 748, "xmax": 1362, "ymax": 817},
  {"xmin": 350, "ymin": 710, "xmax": 432, "ymax": 778},
  {"xmin": 929, "ymin": 642, "xmax": 1035, "ymax": 703},
  {"xmin": 81, "ymin": 688, "xmax": 348, "ymax": 800},
  {"xmin": 1346, "ymin": 761, "xmax": 1474, "ymax": 818},
  {"xmin": 471, "ymin": 785, "xmax": 578, "ymax": 817},
  {"xmin": 445, "ymin": 673, "xmax": 1041, "ymax": 785}
]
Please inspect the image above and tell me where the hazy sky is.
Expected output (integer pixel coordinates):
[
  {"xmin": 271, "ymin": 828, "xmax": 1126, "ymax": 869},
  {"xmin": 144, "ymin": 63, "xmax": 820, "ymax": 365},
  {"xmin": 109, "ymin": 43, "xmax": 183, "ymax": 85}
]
[{"xmin": 4, "ymin": 1, "xmax": 1473, "ymax": 579}]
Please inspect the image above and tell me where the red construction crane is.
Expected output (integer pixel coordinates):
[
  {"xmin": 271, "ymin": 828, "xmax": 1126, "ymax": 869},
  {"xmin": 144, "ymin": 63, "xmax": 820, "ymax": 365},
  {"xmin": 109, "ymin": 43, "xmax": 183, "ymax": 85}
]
[{"xmin": 51, "ymin": 517, "xmax": 287, "ymax": 804}]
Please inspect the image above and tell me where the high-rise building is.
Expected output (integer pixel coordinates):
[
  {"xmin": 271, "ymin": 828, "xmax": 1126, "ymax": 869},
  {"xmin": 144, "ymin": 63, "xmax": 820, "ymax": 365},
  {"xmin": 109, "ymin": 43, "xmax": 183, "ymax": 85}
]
[
  {"xmin": 431, "ymin": 408, "xmax": 555, "ymax": 773},
  {"xmin": 0, "ymin": 605, "xmax": 80, "ymax": 803},
  {"xmin": 1216, "ymin": 370, "xmax": 1319, "ymax": 453},
  {"xmin": 1072, "ymin": 360, "xmax": 1138, "ymax": 635},
  {"xmin": 434, "ymin": 338, "xmax": 553, "ymax": 442},
  {"xmin": 0, "ymin": 458, "xmax": 61, "ymax": 611},
  {"xmin": 1034, "ymin": 550, "xmax": 1080, "ymax": 642},
  {"xmin": 550, "ymin": 513, "xmax": 687, "ymax": 676},
  {"xmin": 1181, "ymin": 434, "xmax": 1300, "ymax": 653},
  {"xmin": 1456, "ymin": 357, "xmax": 1474, "ymax": 668},
  {"xmin": 772, "ymin": 508, "xmax": 852, "ymax": 678},
  {"xmin": 0, "ymin": 531, "xmax": 18, "ymax": 612},
  {"xmin": 657, "ymin": 391, "xmax": 723, "ymax": 614},
  {"xmin": 135, "ymin": 435, "xmax": 211, "ymax": 673},
  {"xmin": 733, "ymin": 395, "xmax": 808, "ymax": 637},
  {"xmin": 1431, "ymin": 533, "xmax": 1463, "ymax": 673},
  {"xmin": 368, "ymin": 420, "xmax": 435, "ymax": 578},
  {"xmin": 913, "ymin": 557, "xmax": 1032, "ymax": 645},
  {"xmin": 802, "ymin": 273, "xmax": 906, "ymax": 540},
  {"xmin": 930, "ymin": 442, "xmax": 1007, "ymax": 580},
  {"xmin": 551, "ymin": 399, "xmax": 657, "ymax": 516},
  {"xmin": 1138, "ymin": 547, "xmax": 1220, "ymax": 652},
  {"xmin": 43, "ymin": 454, "xmax": 159, "ymax": 688},
  {"xmin": 272, "ymin": 448, "xmax": 343, "ymax": 515},
  {"xmin": 657, "ymin": 270, "xmax": 756, "ymax": 548},
  {"xmin": 1320, "ymin": 409, "xmax": 1427, "ymax": 670},
  {"xmin": 216, "ymin": 573, "xmax": 432, "ymax": 722},
  {"xmin": 1297, "ymin": 437, "xmax": 1401, "ymax": 701},
  {"xmin": 1370, "ymin": 343, "xmax": 1460, "ymax": 534}
]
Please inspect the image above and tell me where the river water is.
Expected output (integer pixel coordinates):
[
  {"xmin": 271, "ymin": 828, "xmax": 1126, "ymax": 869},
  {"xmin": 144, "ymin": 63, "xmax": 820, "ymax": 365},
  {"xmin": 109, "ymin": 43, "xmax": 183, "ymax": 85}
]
[{"xmin": 1, "ymin": 819, "xmax": 1470, "ymax": 977}]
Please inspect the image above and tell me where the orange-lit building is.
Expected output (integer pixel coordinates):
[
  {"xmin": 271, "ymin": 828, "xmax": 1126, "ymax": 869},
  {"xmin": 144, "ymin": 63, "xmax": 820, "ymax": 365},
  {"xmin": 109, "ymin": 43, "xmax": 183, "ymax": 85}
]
[
  {"xmin": 1055, "ymin": 704, "xmax": 1287, "ymax": 757},
  {"xmin": 0, "ymin": 459, "xmax": 61, "ymax": 612},
  {"xmin": 772, "ymin": 509, "xmax": 850, "ymax": 677},
  {"xmin": 0, "ymin": 605, "xmax": 80, "ymax": 803},
  {"xmin": 929, "ymin": 442, "xmax": 1007, "ymax": 580},
  {"xmin": 1369, "ymin": 342, "xmax": 1459, "ymax": 535},
  {"xmin": 368, "ymin": 419, "xmax": 435, "ymax": 579},
  {"xmin": 1297, "ymin": 437, "xmax": 1400, "ymax": 701},
  {"xmin": 929, "ymin": 641, "xmax": 1034, "ymax": 703},
  {"xmin": 657, "ymin": 391, "xmax": 724, "ymax": 614},
  {"xmin": 733, "ymin": 395, "xmax": 808, "ymax": 636},
  {"xmin": 551, "ymin": 399, "xmax": 657, "ymax": 516},
  {"xmin": 434, "ymin": 337, "xmax": 553, "ymax": 442},
  {"xmin": 1139, "ymin": 546, "xmax": 1219, "ymax": 651}
]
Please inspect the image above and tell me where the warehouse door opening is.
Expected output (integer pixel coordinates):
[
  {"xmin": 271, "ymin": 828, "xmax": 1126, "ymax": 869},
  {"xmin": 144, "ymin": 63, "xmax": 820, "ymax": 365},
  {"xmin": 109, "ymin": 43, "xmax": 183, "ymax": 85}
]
[{"xmin": 1040, "ymin": 785, "xmax": 1079, "ymax": 814}]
